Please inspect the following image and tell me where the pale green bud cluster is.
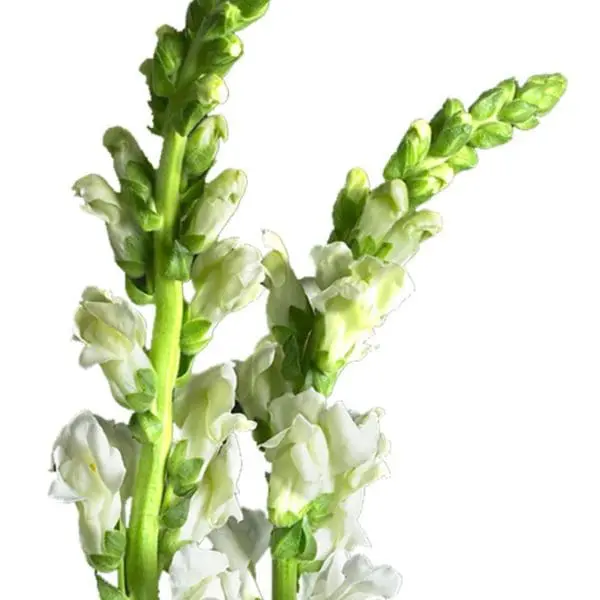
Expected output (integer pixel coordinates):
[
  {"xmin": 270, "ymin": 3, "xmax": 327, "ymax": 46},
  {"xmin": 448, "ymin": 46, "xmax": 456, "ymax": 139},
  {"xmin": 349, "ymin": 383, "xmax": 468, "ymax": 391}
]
[
  {"xmin": 74, "ymin": 288, "xmax": 157, "ymax": 413},
  {"xmin": 329, "ymin": 74, "xmax": 566, "ymax": 264}
]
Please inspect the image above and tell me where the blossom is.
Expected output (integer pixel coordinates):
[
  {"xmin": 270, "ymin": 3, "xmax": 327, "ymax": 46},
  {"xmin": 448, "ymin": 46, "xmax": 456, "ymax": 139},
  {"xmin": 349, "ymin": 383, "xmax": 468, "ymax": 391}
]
[
  {"xmin": 74, "ymin": 287, "xmax": 155, "ymax": 410},
  {"xmin": 263, "ymin": 390, "xmax": 389, "ymax": 527},
  {"xmin": 299, "ymin": 551, "xmax": 402, "ymax": 600},
  {"xmin": 173, "ymin": 363, "xmax": 255, "ymax": 469},
  {"xmin": 49, "ymin": 411, "xmax": 125, "ymax": 555},
  {"xmin": 180, "ymin": 437, "xmax": 244, "ymax": 543},
  {"xmin": 235, "ymin": 337, "xmax": 293, "ymax": 425},
  {"xmin": 74, "ymin": 174, "xmax": 148, "ymax": 278},
  {"xmin": 169, "ymin": 544, "xmax": 254, "ymax": 600},
  {"xmin": 310, "ymin": 252, "xmax": 410, "ymax": 374},
  {"xmin": 182, "ymin": 169, "xmax": 247, "ymax": 253},
  {"xmin": 189, "ymin": 238, "xmax": 265, "ymax": 328}
]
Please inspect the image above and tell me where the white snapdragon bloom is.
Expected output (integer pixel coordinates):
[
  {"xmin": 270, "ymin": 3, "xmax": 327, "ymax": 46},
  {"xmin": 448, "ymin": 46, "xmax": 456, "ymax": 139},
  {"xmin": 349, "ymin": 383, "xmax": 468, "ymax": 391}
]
[
  {"xmin": 235, "ymin": 337, "xmax": 293, "ymax": 425},
  {"xmin": 182, "ymin": 169, "xmax": 248, "ymax": 254},
  {"xmin": 181, "ymin": 437, "xmax": 244, "ymax": 543},
  {"xmin": 310, "ymin": 252, "xmax": 410, "ymax": 374},
  {"xmin": 169, "ymin": 544, "xmax": 255, "ymax": 600},
  {"xmin": 314, "ymin": 491, "xmax": 368, "ymax": 560},
  {"xmin": 49, "ymin": 411, "xmax": 126, "ymax": 555},
  {"xmin": 353, "ymin": 180, "xmax": 410, "ymax": 254},
  {"xmin": 74, "ymin": 174, "xmax": 148, "ymax": 278},
  {"xmin": 382, "ymin": 210, "xmax": 443, "ymax": 265},
  {"xmin": 174, "ymin": 363, "xmax": 255, "ymax": 468},
  {"xmin": 74, "ymin": 287, "xmax": 154, "ymax": 410},
  {"xmin": 299, "ymin": 552, "xmax": 402, "ymax": 600},
  {"xmin": 263, "ymin": 390, "xmax": 389, "ymax": 527},
  {"xmin": 262, "ymin": 231, "xmax": 312, "ymax": 330},
  {"xmin": 190, "ymin": 238, "xmax": 265, "ymax": 327},
  {"xmin": 96, "ymin": 417, "xmax": 140, "ymax": 500}
]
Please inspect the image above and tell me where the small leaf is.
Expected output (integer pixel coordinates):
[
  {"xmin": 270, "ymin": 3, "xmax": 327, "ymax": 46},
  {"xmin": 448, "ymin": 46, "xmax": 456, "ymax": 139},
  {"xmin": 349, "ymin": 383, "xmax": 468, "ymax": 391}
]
[
  {"xmin": 164, "ymin": 241, "xmax": 193, "ymax": 281},
  {"xmin": 96, "ymin": 575, "xmax": 128, "ymax": 600},
  {"xmin": 181, "ymin": 318, "xmax": 213, "ymax": 355},
  {"xmin": 469, "ymin": 121, "xmax": 513, "ymax": 149},
  {"xmin": 135, "ymin": 369, "xmax": 157, "ymax": 396},
  {"xmin": 125, "ymin": 275, "xmax": 154, "ymax": 306},
  {"xmin": 88, "ymin": 553, "xmax": 122, "ymax": 573},
  {"xmin": 129, "ymin": 411, "xmax": 163, "ymax": 444},
  {"xmin": 167, "ymin": 440, "xmax": 189, "ymax": 478},
  {"xmin": 162, "ymin": 496, "xmax": 193, "ymax": 529},
  {"xmin": 124, "ymin": 392, "xmax": 154, "ymax": 413},
  {"xmin": 306, "ymin": 494, "xmax": 335, "ymax": 526},
  {"xmin": 271, "ymin": 521, "xmax": 304, "ymax": 560},
  {"xmin": 104, "ymin": 529, "xmax": 126, "ymax": 558}
]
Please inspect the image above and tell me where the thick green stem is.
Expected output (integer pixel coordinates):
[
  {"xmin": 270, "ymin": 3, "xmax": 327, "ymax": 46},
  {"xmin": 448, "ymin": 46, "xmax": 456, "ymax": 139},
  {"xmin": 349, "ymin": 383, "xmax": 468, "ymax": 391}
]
[
  {"xmin": 126, "ymin": 130, "xmax": 187, "ymax": 600},
  {"xmin": 273, "ymin": 559, "xmax": 298, "ymax": 600}
]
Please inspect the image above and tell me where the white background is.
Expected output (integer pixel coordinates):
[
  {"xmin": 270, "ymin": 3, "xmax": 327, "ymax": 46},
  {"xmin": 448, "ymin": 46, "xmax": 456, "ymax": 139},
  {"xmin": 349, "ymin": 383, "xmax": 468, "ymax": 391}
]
[{"xmin": 1, "ymin": 0, "xmax": 599, "ymax": 598}]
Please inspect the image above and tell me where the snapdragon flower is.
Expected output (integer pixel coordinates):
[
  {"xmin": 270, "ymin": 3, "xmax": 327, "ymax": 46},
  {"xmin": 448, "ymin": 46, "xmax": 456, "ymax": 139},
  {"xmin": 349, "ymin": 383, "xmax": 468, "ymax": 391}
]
[
  {"xmin": 299, "ymin": 551, "xmax": 401, "ymax": 600},
  {"xmin": 180, "ymin": 437, "xmax": 244, "ymax": 543},
  {"xmin": 74, "ymin": 287, "xmax": 155, "ymax": 411},
  {"xmin": 49, "ymin": 411, "xmax": 126, "ymax": 555},
  {"xmin": 174, "ymin": 363, "xmax": 255, "ymax": 469},
  {"xmin": 169, "ymin": 544, "xmax": 255, "ymax": 600},
  {"xmin": 263, "ymin": 389, "xmax": 389, "ymax": 527}
]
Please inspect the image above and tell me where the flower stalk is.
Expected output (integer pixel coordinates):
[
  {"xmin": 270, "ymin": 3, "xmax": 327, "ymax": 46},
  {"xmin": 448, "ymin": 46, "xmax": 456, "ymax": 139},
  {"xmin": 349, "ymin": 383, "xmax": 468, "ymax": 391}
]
[{"xmin": 126, "ymin": 130, "xmax": 187, "ymax": 599}]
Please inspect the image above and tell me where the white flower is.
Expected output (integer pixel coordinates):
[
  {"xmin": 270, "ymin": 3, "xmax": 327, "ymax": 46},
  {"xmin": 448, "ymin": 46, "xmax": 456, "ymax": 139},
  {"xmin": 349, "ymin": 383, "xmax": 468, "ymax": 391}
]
[
  {"xmin": 96, "ymin": 416, "xmax": 140, "ymax": 500},
  {"xmin": 262, "ymin": 231, "xmax": 312, "ymax": 330},
  {"xmin": 209, "ymin": 509, "xmax": 271, "ymax": 598},
  {"xmin": 49, "ymin": 411, "xmax": 125, "ymax": 555},
  {"xmin": 311, "ymin": 243, "xmax": 355, "ymax": 291},
  {"xmin": 181, "ymin": 437, "xmax": 244, "ymax": 543},
  {"xmin": 263, "ymin": 390, "xmax": 389, "ymax": 527},
  {"xmin": 74, "ymin": 287, "xmax": 155, "ymax": 409},
  {"xmin": 190, "ymin": 238, "xmax": 265, "ymax": 326},
  {"xmin": 311, "ymin": 254, "xmax": 411, "ymax": 374},
  {"xmin": 314, "ymin": 491, "xmax": 369, "ymax": 560},
  {"xmin": 299, "ymin": 551, "xmax": 402, "ymax": 600},
  {"xmin": 382, "ymin": 209, "xmax": 443, "ymax": 265},
  {"xmin": 209, "ymin": 508, "xmax": 272, "ymax": 572},
  {"xmin": 74, "ymin": 174, "xmax": 148, "ymax": 278},
  {"xmin": 235, "ymin": 337, "xmax": 294, "ymax": 425},
  {"xmin": 174, "ymin": 363, "xmax": 255, "ymax": 469},
  {"xmin": 169, "ymin": 544, "xmax": 255, "ymax": 600},
  {"xmin": 182, "ymin": 169, "xmax": 247, "ymax": 253},
  {"xmin": 353, "ymin": 180, "xmax": 410, "ymax": 254}
]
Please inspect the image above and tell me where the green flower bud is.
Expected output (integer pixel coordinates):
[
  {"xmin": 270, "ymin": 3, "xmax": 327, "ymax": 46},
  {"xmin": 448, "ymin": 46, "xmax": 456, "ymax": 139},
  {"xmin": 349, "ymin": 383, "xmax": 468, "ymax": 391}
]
[
  {"xmin": 140, "ymin": 59, "xmax": 170, "ymax": 136},
  {"xmin": 199, "ymin": 0, "xmax": 270, "ymax": 40},
  {"xmin": 74, "ymin": 175, "xmax": 149, "ymax": 279},
  {"xmin": 429, "ymin": 111, "xmax": 473, "ymax": 158},
  {"xmin": 469, "ymin": 78, "xmax": 517, "ymax": 122},
  {"xmin": 181, "ymin": 168, "xmax": 247, "ymax": 253},
  {"xmin": 498, "ymin": 99, "xmax": 538, "ymax": 124},
  {"xmin": 405, "ymin": 163, "xmax": 454, "ymax": 207},
  {"xmin": 129, "ymin": 411, "xmax": 163, "ymax": 444},
  {"xmin": 380, "ymin": 210, "xmax": 443, "ymax": 264},
  {"xmin": 383, "ymin": 119, "xmax": 431, "ymax": 180},
  {"xmin": 186, "ymin": 0, "xmax": 217, "ymax": 35},
  {"xmin": 430, "ymin": 98, "xmax": 465, "ymax": 139},
  {"xmin": 188, "ymin": 34, "xmax": 244, "ymax": 81},
  {"xmin": 189, "ymin": 238, "xmax": 265, "ymax": 331},
  {"xmin": 352, "ymin": 180, "xmax": 410, "ymax": 256},
  {"xmin": 152, "ymin": 25, "xmax": 186, "ymax": 97},
  {"xmin": 74, "ymin": 288, "xmax": 156, "ymax": 411},
  {"xmin": 469, "ymin": 121, "xmax": 513, "ymax": 149},
  {"xmin": 103, "ymin": 127, "xmax": 161, "ymax": 232},
  {"xmin": 184, "ymin": 115, "xmax": 229, "ymax": 179},
  {"xmin": 516, "ymin": 73, "xmax": 567, "ymax": 115},
  {"xmin": 331, "ymin": 168, "xmax": 370, "ymax": 243},
  {"xmin": 169, "ymin": 73, "xmax": 229, "ymax": 136},
  {"xmin": 446, "ymin": 145, "xmax": 478, "ymax": 174}
]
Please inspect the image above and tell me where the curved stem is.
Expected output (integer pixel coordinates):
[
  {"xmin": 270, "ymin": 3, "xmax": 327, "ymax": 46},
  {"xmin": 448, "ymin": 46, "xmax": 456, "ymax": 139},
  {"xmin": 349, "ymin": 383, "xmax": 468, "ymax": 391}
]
[
  {"xmin": 127, "ymin": 130, "xmax": 187, "ymax": 600},
  {"xmin": 273, "ymin": 559, "xmax": 298, "ymax": 600}
]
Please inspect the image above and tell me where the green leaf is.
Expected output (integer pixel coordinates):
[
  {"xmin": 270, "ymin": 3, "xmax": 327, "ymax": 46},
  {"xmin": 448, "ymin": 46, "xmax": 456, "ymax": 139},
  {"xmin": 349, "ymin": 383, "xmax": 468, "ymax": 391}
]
[
  {"xmin": 164, "ymin": 241, "xmax": 193, "ymax": 281},
  {"xmin": 135, "ymin": 369, "xmax": 157, "ymax": 396},
  {"xmin": 124, "ymin": 392, "xmax": 154, "ymax": 413},
  {"xmin": 498, "ymin": 99, "xmax": 537, "ymax": 124},
  {"xmin": 446, "ymin": 145, "xmax": 478, "ymax": 173},
  {"xmin": 429, "ymin": 98, "xmax": 465, "ymax": 139},
  {"xmin": 306, "ymin": 494, "xmax": 335, "ymax": 526},
  {"xmin": 96, "ymin": 575, "xmax": 128, "ymax": 600},
  {"xmin": 152, "ymin": 26, "xmax": 186, "ymax": 97},
  {"xmin": 271, "ymin": 521, "xmax": 304, "ymax": 560},
  {"xmin": 429, "ymin": 112, "xmax": 473, "ymax": 158},
  {"xmin": 162, "ymin": 495, "xmax": 193, "ymax": 529},
  {"xmin": 175, "ymin": 457, "xmax": 204, "ymax": 488},
  {"xmin": 103, "ymin": 529, "xmax": 126, "ymax": 558},
  {"xmin": 384, "ymin": 120, "xmax": 431, "ymax": 180},
  {"xmin": 180, "ymin": 318, "xmax": 213, "ymax": 355},
  {"xmin": 469, "ymin": 121, "xmax": 513, "ymax": 149},
  {"xmin": 298, "ymin": 560, "xmax": 324, "ymax": 574},
  {"xmin": 298, "ymin": 518, "xmax": 317, "ymax": 561},
  {"xmin": 167, "ymin": 440, "xmax": 189, "ymax": 478},
  {"xmin": 129, "ymin": 411, "xmax": 163, "ymax": 444},
  {"xmin": 88, "ymin": 553, "xmax": 122, "ymax": 573},
  {"xmin": 125, "ymin": 275, "xmax": 154, "ymax": 306}
]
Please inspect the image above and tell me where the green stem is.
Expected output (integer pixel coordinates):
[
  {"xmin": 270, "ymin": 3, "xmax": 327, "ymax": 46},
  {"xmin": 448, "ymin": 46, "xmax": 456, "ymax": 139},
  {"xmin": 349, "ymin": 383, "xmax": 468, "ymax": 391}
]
[
  {"xmin": 273, "ymin": 559, "xmax": 298, "ymax": 600},
  {"xmin": 126, "ymin": 130, "xmax": 187, "ymax": 600}
]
